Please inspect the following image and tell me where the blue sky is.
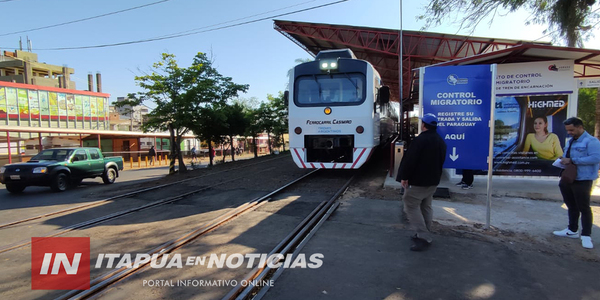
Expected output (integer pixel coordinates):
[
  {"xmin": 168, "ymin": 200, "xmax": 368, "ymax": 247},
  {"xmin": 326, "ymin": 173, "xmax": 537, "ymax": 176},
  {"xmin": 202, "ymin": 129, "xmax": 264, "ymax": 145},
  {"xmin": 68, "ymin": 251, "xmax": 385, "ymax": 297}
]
[{"xmin": 0, "ymin": 0, "xmax": 598, "ymax": 106}]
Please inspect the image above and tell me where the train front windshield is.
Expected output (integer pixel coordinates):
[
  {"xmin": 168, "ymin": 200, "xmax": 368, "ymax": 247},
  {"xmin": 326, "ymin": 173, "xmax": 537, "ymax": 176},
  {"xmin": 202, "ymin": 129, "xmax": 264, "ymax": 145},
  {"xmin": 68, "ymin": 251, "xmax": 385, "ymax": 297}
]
[{"xmin": 295, "ymin": 73, "xmax": 365, "ymax": 106}]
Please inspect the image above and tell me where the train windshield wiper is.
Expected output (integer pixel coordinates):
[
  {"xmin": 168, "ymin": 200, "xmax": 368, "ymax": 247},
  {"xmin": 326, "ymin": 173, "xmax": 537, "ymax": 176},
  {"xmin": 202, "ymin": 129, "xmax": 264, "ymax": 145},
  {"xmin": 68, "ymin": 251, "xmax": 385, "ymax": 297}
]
[
  {"xmin": 312, "ymin": 75, "xmax": 322, "ymax": 100},
  {"xmin": 343, "ymin": 73, "xmax": 359, "ymax": 96}
]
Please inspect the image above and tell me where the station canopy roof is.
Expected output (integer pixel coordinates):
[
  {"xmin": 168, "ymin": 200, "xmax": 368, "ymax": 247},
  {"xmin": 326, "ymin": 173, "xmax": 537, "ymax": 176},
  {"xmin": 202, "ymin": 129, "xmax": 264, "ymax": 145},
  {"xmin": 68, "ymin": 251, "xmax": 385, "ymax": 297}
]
[{"xmin": 274, "ymin": 20, "xmax": 600, "ymax": 107}]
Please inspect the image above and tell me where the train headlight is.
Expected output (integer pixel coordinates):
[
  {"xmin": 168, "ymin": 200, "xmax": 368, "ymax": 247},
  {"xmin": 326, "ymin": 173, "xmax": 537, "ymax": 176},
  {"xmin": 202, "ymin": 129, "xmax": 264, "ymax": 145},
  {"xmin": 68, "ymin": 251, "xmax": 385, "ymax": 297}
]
[
  {"xmin": 294, "ymin": 127, "xmax": 302, "ymax": 134},
  {"xmin": 356, "ymin": 126, "xmax": 364, "ymax": 134},
  {"xmin": 324, "ymin": 107, "xmax": 332, "ymax": 115},
  {"xmin": 319, "ymin": 59, "xmax": 339, "ymax": 71}
]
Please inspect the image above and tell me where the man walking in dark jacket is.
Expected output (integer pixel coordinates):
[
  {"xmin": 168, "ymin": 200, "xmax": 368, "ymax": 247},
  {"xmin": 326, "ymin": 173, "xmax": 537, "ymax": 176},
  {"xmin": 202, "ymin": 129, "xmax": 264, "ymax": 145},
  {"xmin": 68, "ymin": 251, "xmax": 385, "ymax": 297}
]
[
  {"xmin": 148, "ymin": 146, "xmax": 157, "ymax": 166},
  {"xmin": 398, "ymin": 113, "xmax": 447, "ymax": 251}
]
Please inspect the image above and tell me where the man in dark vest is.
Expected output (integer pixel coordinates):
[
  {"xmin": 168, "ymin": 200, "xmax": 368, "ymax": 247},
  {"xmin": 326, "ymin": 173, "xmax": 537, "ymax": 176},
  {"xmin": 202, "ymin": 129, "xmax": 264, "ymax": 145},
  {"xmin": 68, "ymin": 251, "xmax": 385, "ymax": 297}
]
[
  {"xmin": 398, "ymin": 113, "xmax": 447, "ymax": 251},
  {"xmin": 148, "ymin": 146, "xmax": 157, "ymax": 166}
]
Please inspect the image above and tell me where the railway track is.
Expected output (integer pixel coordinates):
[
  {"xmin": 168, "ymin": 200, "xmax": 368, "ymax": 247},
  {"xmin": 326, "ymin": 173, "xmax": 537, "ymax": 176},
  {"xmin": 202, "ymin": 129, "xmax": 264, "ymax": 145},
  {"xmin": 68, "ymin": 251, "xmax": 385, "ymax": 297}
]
[
  {"xmin": 55, "ymin": 169, "xmax": 322, "ymax": 300},
  {"xmin": 54, "ymin": 169, "xmax": 358, "ymax": 300},
  {"xmin": 223, "ymin": 174, "xmax": 355, "ymax": 300},
  {"xmin": 0, "ymin": 152, "xmax": 371, "ymax": 300},
  {"xmin": 0, "ymin": 155, "xmax": 288, "ymax": 230},
  {"xmin": 0, "ymin": 166, "xmax": 280, "ymax": 254}
]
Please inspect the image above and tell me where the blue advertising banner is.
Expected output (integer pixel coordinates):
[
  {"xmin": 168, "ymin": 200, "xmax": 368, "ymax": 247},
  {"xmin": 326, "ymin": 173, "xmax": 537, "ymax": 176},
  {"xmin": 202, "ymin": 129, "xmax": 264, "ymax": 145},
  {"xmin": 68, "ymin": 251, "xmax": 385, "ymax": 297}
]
[{"xmin": 421, "ymin": 65, "xmax": 494, "ymax": 169}]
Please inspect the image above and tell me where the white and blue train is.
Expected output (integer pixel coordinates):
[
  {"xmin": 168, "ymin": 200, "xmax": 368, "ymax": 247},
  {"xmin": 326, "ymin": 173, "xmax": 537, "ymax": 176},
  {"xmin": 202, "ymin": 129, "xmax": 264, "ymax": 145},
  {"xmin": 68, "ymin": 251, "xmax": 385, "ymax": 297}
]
[{"xmin": 286, "ymin": 49, "xmax": 397, "ymax": 169}]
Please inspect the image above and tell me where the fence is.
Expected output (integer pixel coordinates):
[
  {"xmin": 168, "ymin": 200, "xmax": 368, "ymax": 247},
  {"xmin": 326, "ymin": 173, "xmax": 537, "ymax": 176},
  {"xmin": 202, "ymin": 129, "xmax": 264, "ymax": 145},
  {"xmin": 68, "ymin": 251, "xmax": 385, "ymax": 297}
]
[{"xmin": 0, "ymin": 147, "xmax": 282, "ymax": 169}]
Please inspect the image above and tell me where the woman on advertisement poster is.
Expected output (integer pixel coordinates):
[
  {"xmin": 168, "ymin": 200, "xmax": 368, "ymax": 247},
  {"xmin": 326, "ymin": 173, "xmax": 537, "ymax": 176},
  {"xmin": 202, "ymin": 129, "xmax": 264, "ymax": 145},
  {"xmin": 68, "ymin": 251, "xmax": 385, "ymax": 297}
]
[
  {"xmin": 493, "ymin": 95, "xmax": 567, "ymax": 176},
  {"xmin": 522, "ymin": 115, "xmax": 563, "ymax": 160}
]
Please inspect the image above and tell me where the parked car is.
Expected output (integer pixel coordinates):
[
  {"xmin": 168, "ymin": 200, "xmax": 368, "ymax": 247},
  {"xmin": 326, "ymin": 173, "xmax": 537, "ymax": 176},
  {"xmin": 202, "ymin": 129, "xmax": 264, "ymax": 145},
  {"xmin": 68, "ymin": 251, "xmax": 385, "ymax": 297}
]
[{"xmin": 0, "ymin": 147, "xmax": 124, "ymax": 193}]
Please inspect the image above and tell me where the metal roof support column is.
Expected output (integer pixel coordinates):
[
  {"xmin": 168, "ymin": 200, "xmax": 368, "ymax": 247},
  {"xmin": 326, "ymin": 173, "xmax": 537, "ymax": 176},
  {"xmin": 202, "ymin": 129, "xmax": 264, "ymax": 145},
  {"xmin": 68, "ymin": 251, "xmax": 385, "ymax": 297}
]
[
  {"xmin": 97, "ymin": 134, "xmax": 101, "ymax": 150},
  {"xmin": 7, "ymin": 131, "xmax": 11, "ymax": 164},
  {"xmin": 38, "ymin": 133, "xmax": 43, "ymax": 151},
  {"xmin": 404, "ymin": 53, "xmax": 412, "ymax": 138},
  {"xmin": 399, "ymin": 0, "xmax": 403, "ymax": 140},
  {"xmin": 80, "ymin": 134, "xmax": 83, "ymax": 147}
]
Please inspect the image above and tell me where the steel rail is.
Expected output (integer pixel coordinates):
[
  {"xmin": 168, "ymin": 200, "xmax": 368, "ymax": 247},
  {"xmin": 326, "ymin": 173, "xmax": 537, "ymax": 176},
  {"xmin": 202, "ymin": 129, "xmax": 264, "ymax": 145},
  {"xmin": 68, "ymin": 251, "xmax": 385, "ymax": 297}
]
[
  {"xmin": 0, "ymin": 166, "xmax": 284, "ymax": 254},
  {"xmin": 253, "ymin": 202, "xmax": 341, "ymax": 300},
  {"xmin": 55, "ymin": 169, "xmax": 320, "ymax": 300},
  {"xmin": 222, "ymin": 175, "xmax": 355, "ymax": 300},
  {"xmin": 0, "ymin": 155, "xmax": 288, "ymax": 229}
]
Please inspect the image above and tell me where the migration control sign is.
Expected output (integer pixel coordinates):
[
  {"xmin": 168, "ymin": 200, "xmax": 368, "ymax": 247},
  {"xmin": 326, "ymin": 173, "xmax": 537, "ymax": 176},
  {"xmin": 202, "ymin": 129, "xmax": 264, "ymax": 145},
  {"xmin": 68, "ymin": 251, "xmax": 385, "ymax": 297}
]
[{"xmin": 420, "ymin": 65, "xmax": 495, "ymax": 169}]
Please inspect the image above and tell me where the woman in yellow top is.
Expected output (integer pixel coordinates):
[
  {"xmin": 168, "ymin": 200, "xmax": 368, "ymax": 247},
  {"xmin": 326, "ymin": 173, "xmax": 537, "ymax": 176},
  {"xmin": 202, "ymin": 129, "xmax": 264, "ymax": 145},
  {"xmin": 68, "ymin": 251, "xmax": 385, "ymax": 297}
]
[{"xmin": 523, "ymin": 116, "xmax": 564, "ymax": 160}]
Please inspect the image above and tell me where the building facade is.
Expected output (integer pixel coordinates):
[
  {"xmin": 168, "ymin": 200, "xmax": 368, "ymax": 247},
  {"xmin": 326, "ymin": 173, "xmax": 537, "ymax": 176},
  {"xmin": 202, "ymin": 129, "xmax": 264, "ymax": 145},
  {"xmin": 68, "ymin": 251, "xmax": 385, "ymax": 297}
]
[
  {"xmin": 0, "ymin": 50, "xmax": 75, "ymax": 89},
  {"xmin": 0, "ymin": 81, "xmax": 110, "ymax": 133}
]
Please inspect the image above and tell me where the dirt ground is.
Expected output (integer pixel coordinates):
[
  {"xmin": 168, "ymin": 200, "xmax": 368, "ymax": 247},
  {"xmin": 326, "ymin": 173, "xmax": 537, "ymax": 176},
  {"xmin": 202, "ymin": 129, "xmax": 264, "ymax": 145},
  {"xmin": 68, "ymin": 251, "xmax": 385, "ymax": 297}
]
[{"xmin": 346, "ymin": 161, "xmax": 600, "ymax": 263}]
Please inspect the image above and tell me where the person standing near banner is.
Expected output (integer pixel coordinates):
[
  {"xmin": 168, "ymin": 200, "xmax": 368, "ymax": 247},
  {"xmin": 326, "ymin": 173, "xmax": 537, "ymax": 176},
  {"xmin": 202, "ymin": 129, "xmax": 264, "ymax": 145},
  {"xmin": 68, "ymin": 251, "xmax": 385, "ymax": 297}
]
[
  {"xmin": 455, "ymin": 169, "xmax": 475, "ymax": 189},
  {"xmin": 398, "ymin": 113, "xmax": 447, "ymax": 252},
  {"xmin": 553, "ymin": 117, "xmax": 600, "ymax": 249}
]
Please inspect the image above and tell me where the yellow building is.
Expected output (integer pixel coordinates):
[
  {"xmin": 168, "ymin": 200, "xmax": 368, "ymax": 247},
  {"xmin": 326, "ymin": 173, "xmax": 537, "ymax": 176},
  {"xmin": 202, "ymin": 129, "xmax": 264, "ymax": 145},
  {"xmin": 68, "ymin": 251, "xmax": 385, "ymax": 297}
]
[{"xmin": 0, "ymin": 50, "xmax": 76, "ymax": 89}]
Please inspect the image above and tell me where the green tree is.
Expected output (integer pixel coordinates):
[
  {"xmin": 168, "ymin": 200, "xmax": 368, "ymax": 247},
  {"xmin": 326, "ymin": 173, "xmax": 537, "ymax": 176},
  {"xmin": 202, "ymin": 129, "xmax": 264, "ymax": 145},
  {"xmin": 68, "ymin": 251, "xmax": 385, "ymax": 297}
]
[
  {"xmin": 578, "ymin": 87, "xmax": 597, "ymax": 131},
  {"xmin": 232, "ymin": 96, "xmax": 260, "ymax": 110},
  {"xmin": 230, "ymin": 96, "xmax": 261, "ymax": 158},
  {"xmin": 256, "ymin": 102, "xmax": 276, "ymax": 154},
  {"xmin": 267, "ymin": 92, "xmax": 289, "ymax": 151},
  {"xmin": 127, "ymin": 52, "xmax": 248, "ymax": 174},
  {"xmin": 223, "ymin": 103, "xmax": 249, "ymax": 161},
  {"xmin": 420, "ymin": 1, "xmax": 600, "ymax": 138},
  {"xmin": 245, "ymin": 107, "xmax": 262, "ymax": 158},
  {"xmin": 595, "ymin": 88, "xmax": 600, "ymax": 139},
  {"xmin": 419, "ymin": 0, "xmax": 597, "ymax": 47},
  {"xmin": 192, "ymin": 105, "xmax": 227, "ymax": 166},
  {"xmin": 112, "ymin": 98, "xmax": 136, "ymax": 130}
]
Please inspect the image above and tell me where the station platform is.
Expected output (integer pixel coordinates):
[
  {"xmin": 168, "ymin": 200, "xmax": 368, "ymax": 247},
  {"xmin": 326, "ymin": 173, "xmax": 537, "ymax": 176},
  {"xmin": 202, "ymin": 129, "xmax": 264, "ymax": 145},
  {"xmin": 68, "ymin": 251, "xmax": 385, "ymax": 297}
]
[
  {"xmin": 384, "ymin": 169, "xmax": 600, "ymax": 203},
  {"xmin": 382, "ymin": 170, "xmax": 600, "ymax": 240}
]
